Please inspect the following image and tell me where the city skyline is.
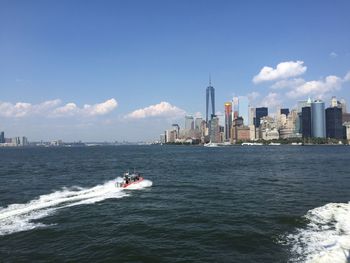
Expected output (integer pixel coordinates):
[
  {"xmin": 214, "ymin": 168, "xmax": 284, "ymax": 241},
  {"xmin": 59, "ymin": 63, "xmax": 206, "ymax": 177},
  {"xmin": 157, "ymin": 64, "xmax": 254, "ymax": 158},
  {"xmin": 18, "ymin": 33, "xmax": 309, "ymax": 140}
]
[{"xmin": 1, "ymin": 1, "xmax": 350, "ymax": 141}]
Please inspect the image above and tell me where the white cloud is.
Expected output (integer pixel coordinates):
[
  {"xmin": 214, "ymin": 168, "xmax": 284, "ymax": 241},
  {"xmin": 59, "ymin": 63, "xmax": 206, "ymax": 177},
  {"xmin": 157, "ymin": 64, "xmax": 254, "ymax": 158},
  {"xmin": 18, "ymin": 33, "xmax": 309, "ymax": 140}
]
[
  {"xmin": 270, "ymin": 78, "xmax": 305, "ymax": 89},
  {"xmin": 125, "ymin": 101, "xmax": 185, "ymax": 119},
  {"xmin": 253, "ymin": 60, "xmax": 307, "ymax": 83},
  {"xmin": 286, "ymin": 75, "xmax": 342, "ymax": 99},
  {"xmin": 0, "ymin": 98, "xmax": 118, "ymax": 118},
  {"xmin": 0, "ymin": 102, "xmax": 32, "ymax": 117},
  {"xmin": 53, "ymin": 103, "xmax": 79, "ymax": 116},
  {"xmin": 344, "ymin": 71, "xmax": 350, "ymax": 82},
  {"xmin": 329, "ymin": 51, "xmax": 338, "ymax": 58},
  {"xmin": 261, "ymin": 92, "xmax": 281, "ymax": 108},
  {"xmin": 82, "ymin": 98, "xmax": 118, "ymax": 116}
]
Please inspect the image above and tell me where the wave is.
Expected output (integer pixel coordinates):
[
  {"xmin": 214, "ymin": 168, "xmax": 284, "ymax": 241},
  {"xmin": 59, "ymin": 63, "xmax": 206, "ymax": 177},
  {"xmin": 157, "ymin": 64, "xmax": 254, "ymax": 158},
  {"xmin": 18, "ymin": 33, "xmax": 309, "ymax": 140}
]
[
  {"xmin": 284, "ymin": 202, "xmax": 350, "ymax": 262},
  {"xmin": 0, "ymin": 178, "xmax": 152, "ymax": 236}
]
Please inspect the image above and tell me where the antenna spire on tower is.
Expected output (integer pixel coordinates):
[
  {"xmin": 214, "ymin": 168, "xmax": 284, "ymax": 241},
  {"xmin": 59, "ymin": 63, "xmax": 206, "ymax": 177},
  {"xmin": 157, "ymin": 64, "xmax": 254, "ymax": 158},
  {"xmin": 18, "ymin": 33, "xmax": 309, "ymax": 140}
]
[{"xmin": 209, "ymin": 73, "xmax": 212, "ymax": 86}]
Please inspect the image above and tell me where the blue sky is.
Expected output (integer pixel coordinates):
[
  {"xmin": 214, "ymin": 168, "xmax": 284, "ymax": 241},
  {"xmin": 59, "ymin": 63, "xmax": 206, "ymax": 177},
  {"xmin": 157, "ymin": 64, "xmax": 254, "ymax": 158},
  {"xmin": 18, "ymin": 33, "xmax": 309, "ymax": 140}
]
[{"xmin": 1, "ymin": 0, "xmax": 350, "ymax": 141}]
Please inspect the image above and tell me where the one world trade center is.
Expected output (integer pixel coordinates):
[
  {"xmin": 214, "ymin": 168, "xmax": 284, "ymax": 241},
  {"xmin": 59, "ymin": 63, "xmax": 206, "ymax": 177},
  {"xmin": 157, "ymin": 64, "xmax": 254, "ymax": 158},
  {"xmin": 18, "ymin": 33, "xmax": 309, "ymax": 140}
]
[{"xmin": 206, "ymin": 77, "xmax": 215, "ymax": 123}]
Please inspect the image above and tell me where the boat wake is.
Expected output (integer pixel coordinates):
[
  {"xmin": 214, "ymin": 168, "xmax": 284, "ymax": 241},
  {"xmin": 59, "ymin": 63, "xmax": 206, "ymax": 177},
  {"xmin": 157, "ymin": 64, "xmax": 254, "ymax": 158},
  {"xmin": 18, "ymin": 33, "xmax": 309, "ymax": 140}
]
[
  {"xmin": 284, "ymin": 202, "xmax": 350, "ymax": 262},
  {"xmin": 0, "ymin": 178, "xmax": 152, "ymax": 236}
]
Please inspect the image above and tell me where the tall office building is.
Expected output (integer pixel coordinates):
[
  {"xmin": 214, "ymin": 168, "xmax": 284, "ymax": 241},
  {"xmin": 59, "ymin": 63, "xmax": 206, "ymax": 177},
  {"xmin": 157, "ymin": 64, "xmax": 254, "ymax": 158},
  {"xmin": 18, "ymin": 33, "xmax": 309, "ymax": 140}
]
[
  {"xmin": 340, "ymin": 98, "xmax": 347, "ymax": 113},
  {"xmin": 254, "ymin": 107, "xmax": 268, "ymax": 127},
  {"xmin": 297, "ymin": 98, "xmax": 312, "ymax": 134},
  {"xmin": 209, "ymin": 115, "xmax": 220, "ymax": 143},
  {"xmin": 194, "ymin": 117, "xmax": 203, "ymax": 131},
  {"xmin": 301, "ymin": 107, "xmax": 312, "ymax": 138},
  {"xmin": 206, "ymin": 78, "xmax": 215, "ymax": 123},
  {"xmin": 238, "ymin": 96, "xmax": 249, "ymax": 126},
  {"xmin": 232, "ymin": 97, "xmax": 239, "ymax": 119},
  {"xmin": 224, "ymin": 102, "xmax": 232, "ymax": 141},
  {"xmin": 249, "ymin": 107, "xmax": 256, "ymax": 126},
  {"xmin": 172, "ymin": 124, "xmax": 180, "ymax": 138},
  {"xmin": 0, "ymin": 131, "xmax": 4, "ymax": 143},
  {"xmin": 326, "ymin": 107, "xmax": 343, "ymax": 139},
  {"xmin": 185, "ymin": 115, "xmax": 194, "ymax": 131},
  {"xmin": 311, "ymin": 100, "xmax": 326, "ymax": 138}
]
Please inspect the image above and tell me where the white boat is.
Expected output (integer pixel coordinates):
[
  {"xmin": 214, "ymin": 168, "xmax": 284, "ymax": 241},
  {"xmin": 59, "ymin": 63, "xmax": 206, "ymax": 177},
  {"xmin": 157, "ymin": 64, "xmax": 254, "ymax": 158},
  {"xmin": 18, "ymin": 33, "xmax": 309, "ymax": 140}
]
[
  {"xmin": 115, "ymin": 171, "xmax": 144, "ymax": 189},
  {"xmin": 204, "ymin": 142, "xmax": 219, "ymax": 147},
  {"xmin": 242, "ymin": 142, "xmax": 263, "ymax": 146},
  {"xmin": 269, "ymin": 142, "xmax": 281, "ymax": 145}
]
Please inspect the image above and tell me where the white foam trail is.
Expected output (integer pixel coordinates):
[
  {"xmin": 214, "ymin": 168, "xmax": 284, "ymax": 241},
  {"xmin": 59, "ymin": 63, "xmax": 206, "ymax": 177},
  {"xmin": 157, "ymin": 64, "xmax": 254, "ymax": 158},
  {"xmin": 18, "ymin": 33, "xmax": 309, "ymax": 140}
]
[
  {"xmin": 0, "ymin": 178, "xmax": 152, "ymax": 236},
  {"xmin": 285, "ymin": 202, "xmax": 350, "ymax": 263}
]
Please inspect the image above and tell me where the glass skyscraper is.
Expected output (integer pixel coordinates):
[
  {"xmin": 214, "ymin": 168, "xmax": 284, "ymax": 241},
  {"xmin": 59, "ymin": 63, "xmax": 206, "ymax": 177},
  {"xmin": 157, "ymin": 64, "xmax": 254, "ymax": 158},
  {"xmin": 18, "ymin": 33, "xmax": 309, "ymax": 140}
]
[
  {"xmin": 254, "ymin": 107, "xmax": 268, "ymax": 127},
  {"xmin": 185, "ymin": 115, "xmax": 194, "ymax": 131},
  {"xmin": 301, "ymin": 107, "xmax": 311, "ymax": 138},
  {"xmin": 206, "ymin": 81, "xmax": 215, "ymax": 123},
  {"xmin": 326, "ymin": 107, "xmax": 343, "ymax": 139},
  {"xmin": 224, "ymin": 102, "xmax": 232, "ymax": 141},
  {"xmin": 311, "ymin": 100, "xmax": 326, "ymax": 138}
]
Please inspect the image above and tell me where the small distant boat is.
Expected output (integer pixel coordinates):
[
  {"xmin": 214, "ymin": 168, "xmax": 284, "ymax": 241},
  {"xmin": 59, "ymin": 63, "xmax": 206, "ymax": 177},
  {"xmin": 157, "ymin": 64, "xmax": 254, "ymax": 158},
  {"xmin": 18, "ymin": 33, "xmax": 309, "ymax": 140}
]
[
  {"xmin": 241, "ymin": 142, "xmax": 263, "ymax": 146},
  {"xmin": 115, "ymin": 171, "xmax": 144, "ymax": 188},
  {"xmin": 204, "ymin": 142, "xmax": 219, "ymax": 147},
  {"xmin": 269, "ymin": 142, "xmax": 281, "ymax": 146}
]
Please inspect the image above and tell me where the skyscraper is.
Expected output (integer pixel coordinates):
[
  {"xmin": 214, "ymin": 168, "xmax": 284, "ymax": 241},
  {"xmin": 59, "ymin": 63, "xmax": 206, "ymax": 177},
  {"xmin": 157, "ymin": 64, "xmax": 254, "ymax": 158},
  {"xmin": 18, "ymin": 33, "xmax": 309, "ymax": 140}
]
[
  {"xmin": 301, "ymin": 107, "xmax": 311, "ymax": 138},
  {"xmin": 194, "ymin": 117, "xmax": 203, "ymax": 131},
  {"xmin": 254, "ymin": 107, "xmax": 268, "ymax": 127},
  {"xmin": 209, "ymin": 115, "xmax": 220, "ymax": 143},
  {"xmin": 232, "ymin": 96, "xmax": 239, "ymax": 120},
  {"xmin": 340, "ymin": 98, "xmax": 347, "ymax": 113},
  {"xmin": 224, "ymin": 102, "xmax": 232, "ymax": 141},
  {"xmin": 0, "ymin": 131, "xmax": 4, "ymax": 143},
  {"xmin": 185, "ymin": 115, "xmax": 194, "ymax": 131},
  {"xmin": 311, "ymin": 100, "xmax": 326, "ymax": 138},
  {"xmin": 249, "ymin": 107, "xmax": 256, "ymax": 126},
  {"xmin": 206, "ymin": 78, "xmax": 215, "ymax": 123},
  {"xmin": 238, "ymin": 96, "xmax": 249, "ymax": 126},
  {"xmin": 326, "ymin": 107, "xmax": 343, "ymax": 139}
]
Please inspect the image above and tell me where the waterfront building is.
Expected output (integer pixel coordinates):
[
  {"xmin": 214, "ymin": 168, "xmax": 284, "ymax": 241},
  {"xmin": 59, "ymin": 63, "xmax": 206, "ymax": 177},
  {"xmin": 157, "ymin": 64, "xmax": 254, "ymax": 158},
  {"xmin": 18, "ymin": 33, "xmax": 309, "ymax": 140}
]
[
  {"xmin": 206, "ymin": 79, "xmax": 215, "ymax": 123},
  {"xmin": 0, "ymin": 131, "xmax": 4, "ymax": 143},
  {"xmin": 326, "ymin": 107, "xmax": 343, "ymax": 139},
  {"xmin": 249, "ymin": 125, "xmax": 256, "ymax": 140},
  {"xmin": 21, "ymin": 137, "xmax": 28, "ymax": 146},
  {"xmin": 311, "ymin": 100, "xmax": 326, "ymax": 138},
  {"xmin": 254, "ymin": 107, "xmax": 268, "ymax": 127},
  {"xmin": 301, "ymin": 106, "xmax": 312, "ymax": 138},
  {"xmin": 344, "ymin": 122, "xmax": 350, "ymax": 142},
  {"xmin": 224, "ymin": 102, "xmax": 232, "ymax": 141},
  {"xmin": 231, "ymin": 126, "xmax": 250, "ymax": 142},
  {"xmin": 165, "ymin": 129, "xmax": 176, "ymax": 143},
  {"xmin": 238, "ymin": 96, "xmax": 249, "ymax": 126},
  {"xmin": 279, "ymin": 127, "xmax": 294, "ymax": 139},
  {"xmin": 160, "ymin": 134, "xmax": 166, "ymax": 144}
]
